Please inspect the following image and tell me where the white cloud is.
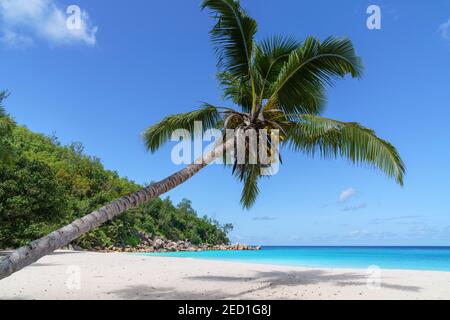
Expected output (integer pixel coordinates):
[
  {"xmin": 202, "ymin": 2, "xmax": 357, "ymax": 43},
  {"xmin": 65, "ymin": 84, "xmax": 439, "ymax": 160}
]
[
  {"xmin": 253, "ymin": 216, "xmax": 276, "ymax": 221},
  {"xmin": 439, "ymin": 18, "xmax": 450, "ymax": 40},
  {"xmin": 346, "ymin": 230, "xmax": 397, "ymax": 240},
  {"xmin": 0, "ymin": 0, "xmax": 97, "ymax": 48},
  {"xmin": 348, "ymin": 230, "xmax": 364, "ymax": 237},
  {"xmin": 343, "ymin": 202, "xmax": 367, "ymax": 212},
  {"xmin": 338, "ymin": 187, "xmax": 356, "ymax": 203},
  {"xmin": 370, "ymin": 215, "xmax": 420, "ymax": 225},
  {"xmin": 0, "ymin": 30, "xmax": 33, "ymax": 47}
]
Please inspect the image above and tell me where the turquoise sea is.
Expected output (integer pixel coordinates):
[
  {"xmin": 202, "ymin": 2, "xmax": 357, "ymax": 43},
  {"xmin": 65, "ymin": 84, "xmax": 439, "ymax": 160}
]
[{"xmin": 139, "ymin": 246, "xmax": 450, "ymax": 272}]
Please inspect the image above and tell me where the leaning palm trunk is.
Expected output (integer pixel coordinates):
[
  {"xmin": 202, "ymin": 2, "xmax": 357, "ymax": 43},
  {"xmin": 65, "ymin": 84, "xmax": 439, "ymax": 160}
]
[{"xmin": 0, "ymin": 141, "xmax": 231, "ymax": 280}]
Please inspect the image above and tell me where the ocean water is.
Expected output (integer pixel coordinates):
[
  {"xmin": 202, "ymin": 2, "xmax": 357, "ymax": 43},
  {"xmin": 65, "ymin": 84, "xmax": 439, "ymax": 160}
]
[{"xmin": 138, "ymin": 246, "xmax": 450, "ymax": 272}]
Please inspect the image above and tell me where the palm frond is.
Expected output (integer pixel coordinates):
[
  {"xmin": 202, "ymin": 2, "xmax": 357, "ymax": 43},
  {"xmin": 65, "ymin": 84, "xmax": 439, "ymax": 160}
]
[
  {"xmin": 143, "ymin": 104, "xmax": 222, "ymax": 153},
  {"xmin": 217, "ymin": 71, "xmax": 253, "ymax": 112},
  {"xmin": 238, "ymin": 165, "xmax": 260, "ymax": 209},
  {"xmin": 0, "ymin": 91, "xmax": 14, "ymax": 136},
  {"xmin": 0, "ymin": 116, "xmax": 15, "ymax": 135},
  {"xmin": 0, "ymin": 91, "xmax": 9, "ymax": 117},
  {"xmin": 202, "ymin": 0, "xmax": 257, "ymax": 79},
  {"xmin": 287, "ymin": 115, "xmax": 405, "ymax": 185},
  {"xmin": 255, "ymin": 35, "xmax": 301, "ymax": 95},
  {"xmin": 267, "ymin": 36, "xmax": 363, "ymax": 115}
]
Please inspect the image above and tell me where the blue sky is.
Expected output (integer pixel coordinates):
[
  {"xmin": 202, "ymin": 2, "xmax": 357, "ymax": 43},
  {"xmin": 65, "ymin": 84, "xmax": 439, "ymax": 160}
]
[{"xmin": 1, "ymin": 0, "xmax": 450, "ymax": 245}]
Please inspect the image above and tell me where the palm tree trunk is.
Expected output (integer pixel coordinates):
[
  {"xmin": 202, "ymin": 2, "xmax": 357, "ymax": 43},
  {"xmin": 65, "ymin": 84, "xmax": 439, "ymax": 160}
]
[{"xmin": 0, "ymin": 141, "xmax": 231, "ymax": 280}]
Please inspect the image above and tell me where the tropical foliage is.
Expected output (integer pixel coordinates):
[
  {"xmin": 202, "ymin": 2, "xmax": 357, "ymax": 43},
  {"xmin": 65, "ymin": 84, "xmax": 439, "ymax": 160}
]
[
  {"xmin": 0, "ymin": 91, "xmax": 15, "ymax": 165},
  {"xmin": 0, "ymin": 124, "xmax": 232, "ymax": 248},
  {"xmin": 143, "ymin": 0, "xmax": 405, "ymax": 209}
]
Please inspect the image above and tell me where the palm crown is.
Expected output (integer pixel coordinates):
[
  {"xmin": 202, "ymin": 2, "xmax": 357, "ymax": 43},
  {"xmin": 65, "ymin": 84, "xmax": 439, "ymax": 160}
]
[{"xmin": 143, "ymin": 0, "xmax": 405, "ymax": 209}]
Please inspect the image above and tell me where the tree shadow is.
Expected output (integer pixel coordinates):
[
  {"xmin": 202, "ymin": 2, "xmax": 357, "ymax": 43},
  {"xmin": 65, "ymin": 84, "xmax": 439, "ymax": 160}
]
[
  {"xmin": 335, "ymin": 281, "xmax": 421, "ymax": 292},
  {"xmin": 185, "ymin": 269, "xmax": 422, "ymax": 297},
  {"xmin": 186, "ymin": 270, "xmax": 366, "ymax": 286},
  {"xmin": 109, "ymin": 269, "xmax": 422, "ymax": 300},
  {"xmin": 49, "ymin": 251, "xmax": 84, "ymax": 255},
  {"xmin": 29, "ymin": 263, "xmax": 60, "ymax": 267},
  {"xmin": 108, "ymin": 285, "xmax": 227, "ymax": 300},
  {"xmin": 0, "ymin": 296, "xmax": 31, "ymax": 300},
  {"xmin": 0, "ymin": 250, "xmax": 82, "ymax": 259}
]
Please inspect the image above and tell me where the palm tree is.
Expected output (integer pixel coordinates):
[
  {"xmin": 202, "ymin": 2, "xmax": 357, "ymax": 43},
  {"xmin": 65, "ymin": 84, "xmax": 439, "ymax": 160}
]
[
  {"xmin": 0, "ymin": 91, "xmax": 15, "ymax": 165},
  {"xmin": 0, "ymin": 0, "xmax": 404, "ymax": 280}
]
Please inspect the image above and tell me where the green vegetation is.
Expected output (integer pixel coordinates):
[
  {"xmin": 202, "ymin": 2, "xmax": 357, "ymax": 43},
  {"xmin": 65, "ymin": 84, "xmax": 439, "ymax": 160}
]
[
  {"xmin": 0, "ymin": 92, "xmax": 15, "ymax": 165},
  {"xmin": 0, "ymin": 124, "xmax": 232, "ymax": 249}
]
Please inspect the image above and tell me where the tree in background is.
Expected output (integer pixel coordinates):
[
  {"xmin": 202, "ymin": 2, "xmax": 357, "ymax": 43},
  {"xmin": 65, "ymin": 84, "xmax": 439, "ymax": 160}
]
[
  {"xmin": 0, "ymin": 126, "xmax": 232, "ymax": 249},
  {"xmin": 0, "ymin": 91, "xmax": 15, "ymax": 165}
]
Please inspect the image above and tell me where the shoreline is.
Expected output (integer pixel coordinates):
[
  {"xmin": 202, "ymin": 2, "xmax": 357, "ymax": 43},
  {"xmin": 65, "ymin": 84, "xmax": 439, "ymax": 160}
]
[
  {"xmin": 134, "ymin": 252, "xmax": 450, "ymax": 274},
  {"xmin": 63, "ymin": 234, "xmax": 261, "ymax": 253},
  {"xmin": 1, "ymin": 250, "xmax": 450, "ymax": 300}
]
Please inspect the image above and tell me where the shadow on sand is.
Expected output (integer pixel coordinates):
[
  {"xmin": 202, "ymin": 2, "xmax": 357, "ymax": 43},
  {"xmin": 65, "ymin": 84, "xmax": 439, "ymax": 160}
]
[{"xmin": 109, "ymin": 269, "xmax": 422, "ymax": 300}]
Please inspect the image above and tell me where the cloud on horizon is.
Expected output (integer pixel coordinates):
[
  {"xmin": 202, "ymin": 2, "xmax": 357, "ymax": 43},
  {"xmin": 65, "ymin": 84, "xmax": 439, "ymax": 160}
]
[
  {"xmin": 370, "ymin": 215, "xmax": 421, "ymax": 225},
  {"xmin": 346, "ymin": 230, "xmax": 398, "ymax": 240},
  {"xmin": 0, "ymin": 0, "xmax": 97, "ymax": 48},
  {"xmin": 252, "ymin": 216, "xmax": 276, "ymax": 222},
  {"xmin": 342, "ymin": 202, "xmax": 367, "ymax": 212},
  {"xmin": 338, "ymin": 187, "xmax": 356, "ymax": 203}
]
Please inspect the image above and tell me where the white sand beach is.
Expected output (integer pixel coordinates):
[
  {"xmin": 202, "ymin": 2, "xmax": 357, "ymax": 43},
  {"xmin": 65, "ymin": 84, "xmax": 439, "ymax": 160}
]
[{"xmin": 1, "ymin": 250, "xmax": 449, "ymax": 300}]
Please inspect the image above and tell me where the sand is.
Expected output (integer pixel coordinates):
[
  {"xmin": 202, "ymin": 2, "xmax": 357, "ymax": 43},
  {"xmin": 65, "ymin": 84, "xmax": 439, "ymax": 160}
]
[{"xmin": 0, "ymin": 250, "xmax": 449, "ymax": 300}]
